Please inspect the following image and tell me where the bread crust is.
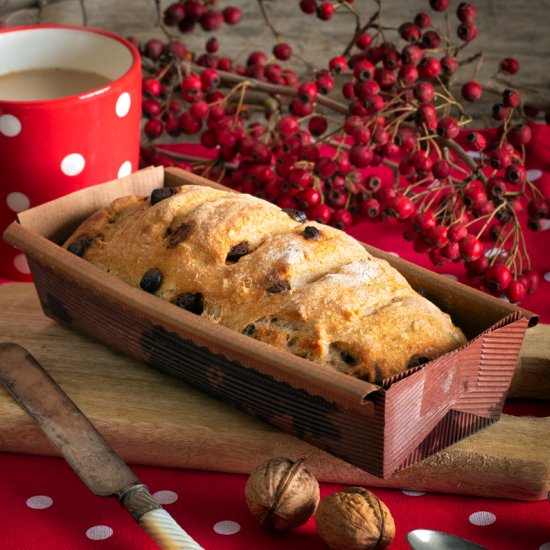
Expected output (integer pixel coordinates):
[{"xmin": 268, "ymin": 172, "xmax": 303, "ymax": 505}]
[{"xmin": 64, "ymin": 184, "xmax": 467, "ymax": 383}]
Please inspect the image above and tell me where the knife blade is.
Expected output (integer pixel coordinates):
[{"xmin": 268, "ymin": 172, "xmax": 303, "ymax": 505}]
[{"xmin": 0, "ymin": 342, "xmax": 204, "ymax": 550}]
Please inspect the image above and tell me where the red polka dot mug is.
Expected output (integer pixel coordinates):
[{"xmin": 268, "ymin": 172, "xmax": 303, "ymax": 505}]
[{"xmin": 0, "ymin": 24, "xmax": 142, "ymax": 280}]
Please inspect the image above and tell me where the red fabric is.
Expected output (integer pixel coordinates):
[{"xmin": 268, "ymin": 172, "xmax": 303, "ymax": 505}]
[{"xmin": 1, "ymin": 127, "xmax": 549, "ymax": 548}]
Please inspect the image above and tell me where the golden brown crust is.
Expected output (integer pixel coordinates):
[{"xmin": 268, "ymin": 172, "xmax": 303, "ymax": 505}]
[{"xmin": 64, "ymin": 184, "xmax": 467, "ymax": 383}]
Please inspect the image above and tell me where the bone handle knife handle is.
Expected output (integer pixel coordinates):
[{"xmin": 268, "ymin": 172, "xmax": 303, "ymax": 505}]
[
  {"xmin": 121, "ymin": 484, "xmax": 204, "ymax": 550},
  {"xmin": 139, "ymin": 508, "xmax": 205, "ymax": 550}
]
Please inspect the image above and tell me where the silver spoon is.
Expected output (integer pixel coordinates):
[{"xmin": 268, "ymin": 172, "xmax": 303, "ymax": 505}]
[{"xmin": 407, "ymin": 529, "xmax": 489, "ymax": 550}]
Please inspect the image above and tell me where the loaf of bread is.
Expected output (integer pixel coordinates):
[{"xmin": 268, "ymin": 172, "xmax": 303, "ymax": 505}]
[{"xmin": 63, "ymin": 184, "xmax": 467, "ymax": 383}]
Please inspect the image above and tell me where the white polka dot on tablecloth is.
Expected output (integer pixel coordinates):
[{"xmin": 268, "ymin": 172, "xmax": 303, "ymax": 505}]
[
  {"xmin": 539, "ymin": 542, "xmax": 550, "ymax": 550},
  {"xmin": 538, "ymin": 219, "xmax": 550, "ymax": 231},
  {"xmin": 466, "ymin": 150, "xmax": 481, "ymax": 158},
  {"xmin": 499, "ymin": 295, "xmax": 510, "ymax": 303},
  {"xmin": 213, "ymin": 520, "xmax": 241, "ymax": 535},
  {"xmin": 26, "ymin": 495, "xmax": 53, "ymax": 509},
  {"xmin": 527, "ymin": 169, "xmax": 543, "ymax": 181},
  {"xmin": 6, "ymin": 191, "xmax": 30, "ymax": 212},
  {"xmin": 118, "ymin": 161, "xmax": 132, "ymax": 178},
  {"xmin": 469, "ymin": 511, "xmax": 496, "ymax": 526},
  {"xmin": 544, "ymin": 272, "xmax": 550, "ymax": 283},
  {"xmin": 388, "ymin": 251, "xmax": 400, "ymax": 257},
  {"xmin": 61, "ymin": 153, "xmax": 85, "ymax": 176},
  {"xmin": 116, "ymin": 92, "xmax": 131, "ymax": 117},
  {"xmin": 0, "ymin": 114, "xmax": 22, "ymax": 137},
  {"xmin": 86, "ymin": 525, "xmax": 113, "ymax": 540},
  {"xmin": 14, "ymin": 254, "xmax": 30, "ymax": 274},
  {"xmin": 402, "ymin": 489, "xmax": 426, "ymax": 496},
  {"xmin": 441, "ymin": 274, "xmax": 458, "ymax": 280},
  {"xmin": 152, "ymin": 490, "xmax": 178, "ymax": 505}
]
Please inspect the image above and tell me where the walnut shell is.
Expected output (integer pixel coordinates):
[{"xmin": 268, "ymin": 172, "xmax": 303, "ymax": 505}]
[
  {"xmin": 245, "ymin": 456, "xmax": 320, "ymax": 530},
  {"xmin": 315, "ymin": 487, "xmax": 395, "ymax": 550}
]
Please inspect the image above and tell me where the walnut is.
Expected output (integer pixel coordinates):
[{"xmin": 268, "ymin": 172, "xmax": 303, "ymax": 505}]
[
  {"xmin": 315, "ymin": 487, "xmax": 395, "ymax": 550},
  {"xmin": 244, "ymin": 456, "xmax": 320, "ymax": 530}
]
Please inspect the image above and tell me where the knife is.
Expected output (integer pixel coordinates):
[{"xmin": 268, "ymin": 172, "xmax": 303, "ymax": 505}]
[
  {"xmin": 407, "ymin": 529, "xmax": 489, "ymax": 549},
  {"xmin": 0, "ymin": 342, "xmax": 204, "ymax": 550}
]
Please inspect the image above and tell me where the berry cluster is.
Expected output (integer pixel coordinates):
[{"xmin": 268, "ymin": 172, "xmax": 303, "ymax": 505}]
[{"xmin": 136, "ymin": 0, "xmax": 549, "ymax": 304}]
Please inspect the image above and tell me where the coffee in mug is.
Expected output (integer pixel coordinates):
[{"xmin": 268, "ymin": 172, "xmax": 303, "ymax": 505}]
[{"xmin": 0, "ymin": 67, "xmax": 112, "ymax": 101}]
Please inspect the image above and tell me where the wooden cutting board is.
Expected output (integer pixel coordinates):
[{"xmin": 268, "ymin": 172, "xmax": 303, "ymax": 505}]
[{"xmin": 1, "ymin": 283, "xmax": 549, "ymax": 501}]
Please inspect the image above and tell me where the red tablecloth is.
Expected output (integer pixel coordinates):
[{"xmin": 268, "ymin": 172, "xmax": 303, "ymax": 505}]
[
  {"xmin": 0, "ymin": 402, "xmax": 549, "ymax": 550},
  {"xmin": 1, "ymin": 125, "xmax": 550, "ymax": 548}
]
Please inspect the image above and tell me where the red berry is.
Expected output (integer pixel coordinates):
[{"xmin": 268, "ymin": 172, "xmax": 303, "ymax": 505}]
[
  {"xmin": 297, "ymin": 187, "xmax": 321, "ymax": 209},
  {"xmin": 273, "ymin": 43, "xmax": 292, "ymax": 61},
  {"xmin": 386, "ymin": 196, "xmax": 416, "ymax": 220},
  {"xmin": 299, "ymin": 0, "xmax": 317, "ymax": 14},
  {"xmin": 399, "ymin": 64, "xmax": 419, "ymax": 84},
  {"xmin": 418, "ymin": 56, "xmax": 441, "ymax": 79},
  {"xmin": 142, "ymin": 77, "xmax": 162, "ymax": 96},
  {"xmin": 399, "ymin": 22, "xmax": 421, "ymax": 43},
  {"xmin": 486, "ymin": 176, "xmax": 507, "ymax": 199},
  {"xmin": 448, "ymin": 223, "xmax": 468, "ymax": 242},
  {"xmin": 331, "ymin": 208, "xmax": 353, "ymax": 230},
  {"xmin": 144, "ymin": 39, "xmax": 164, "ymax": 61},
  {"xmin": 422, "ymin": 30, "xmax": 441, "ymax": 49},
  {"xmin": 465, "ymin": 253, "xmax": 489, "ymax": 274},
  {"xmin": 492, "ymin": 103, "xmax": 511, "ymax": 122},
  {"xmin": 200, "ymin": 9, "xmax": 224, "ymax": 31},
  {"xmin": 466, "ymin": 131, "xmax": 487, "ymax": 151},
  {"xmin": 508, "ymin": 124, "xmax": 533, "ymax": 146},
  {"xmin": 181, "ymin": 74, "xmax": 203, "ymax": 102},
  {"xmin": 456, "ymin": 2, "xmax": 477, "ymax": 23},
  {"xmin": 200, "ymin": 68, "xmax": 220, "ymax": 91},
  {"xmin": 457, "ymin": 22, "xmax": 478, "ymax": 42},
  {"xmin": 163, "ymin": 3, "xmax": 186, "ymax": 26},
  {"xmin": 144, "ymin": 118, "xmax": 163, "ymax": 139},
  {"xmin": 412, "ymin": 211, "xmax": 437, "ymax": 235},
  {"xmin": 307, "ymin": 203, "xmax": 332, "ymax": 223},
  {"xmin": 317, "ymin": 2, "xmax": 335, "ymax": 20},
  {"xmin": 461, "ymin": 81, "xmax": 482, "ymax": 102},
  {"xmin": 437, "ymin": 116, "xmax": 460, "ymax": 139},
  {"xmin": 500, "ymin": 57, "xmax": 520, "ymax": 75},
  {"xmin": 504, "ymin": 163, "xmax": 527, "ymax": 185},
  {"xmin": 429, "ymin": 0, "xmax": 450, "ymax": 11},
  {"xmin": 349, "ymin": 144, "xmax": 374, "ymax": 168},
  {"xmin": 327, "ymin": 188, "xmax": 348, "ymax": 208},
  {"xmin": 488, "ymin": 147, "xmax": 512, "ymax": 169},
  {"xmin": 179, "ymin": 111, "xmax": 202, "ymax": 134},
  {"xmin": 356, "ymin": 33, "xmax": 373, "ymax": 50},
  {"xmin": 505, "ymin": 280, "xmax": 527, "ymax": 303},
  {"xmin": 316, "ymin": 74, "xmax": 335, "ymax": 95},
  {"xmin": 315, "ymin": 157, "xmax": 336, "ymax": 178},
  {"xmin": 142, "ymin": 98, "xmax": 162, "ymax": 118},
  {"xmin": 278, "ymin": 115, "xmax": 299, "ymax": 136},
  {"xmin": 459, "ymin": 234, "xmax": 483, "ymax": 261},
  {"xmin": 441, "ymin": 55, "xmax": 459, "ymax": 75},
  {"xmin": 432, "ymin": 159, "xmax": 451, "ymax": 179},
  {"xmin": 308, "ymin": 116, "xmax": 328, "ymax": 136},
  {"xmin": 414, "ymin": 81, "xmax": 435, "ymax": 103},
  {"xmin": 414, "ymin": 12, "xmax": 431, "ymax": 28},
  {"xmin": 441, "ymin": 241, "xmax": 460, "ymax": 260},
  {"xmin": 359, "ymin": 197, "xmax": 381, "ymax": 219},
  {"xmin": 329, "ymin": 56, "xmax": 348, "ymax": 74},
  {"xmin": 427, "ymin": 225, "xmax": 449, "ymax": 249},
  {"xmin": 485, "ymin": 264, "xmax": 512, "ymax": 292},
  {"xmin": 223, "ymin": 6, "xmax": 242, "ymax": 25},
  {"xmin": 527, "ymin": 199, "xmax": 550, "ymax": 220},
  {"xmin": 354, "ymin": 60, "xmax": 375, "ymax": 81},
  {"xmin": 524, "ymin": 270, "xmax": 540, "ymax": 294},
  {"xmin": 416, "ymin": 103, "xmax": 438, "ymax": 130}
]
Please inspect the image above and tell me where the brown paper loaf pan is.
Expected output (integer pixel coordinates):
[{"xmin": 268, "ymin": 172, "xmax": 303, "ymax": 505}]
[{"xmin": 3, "ymin": 166, "xmax": 538, "ymax": 478}]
